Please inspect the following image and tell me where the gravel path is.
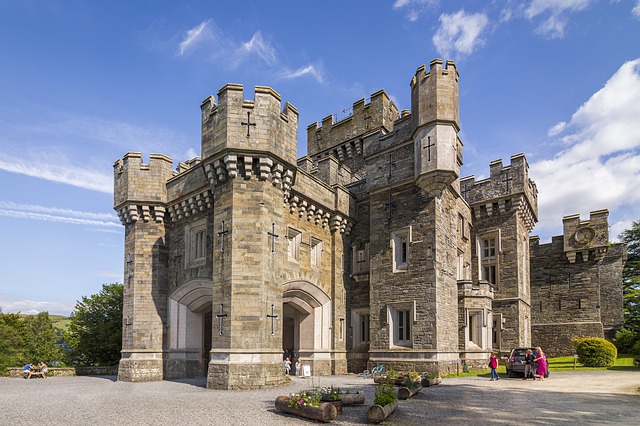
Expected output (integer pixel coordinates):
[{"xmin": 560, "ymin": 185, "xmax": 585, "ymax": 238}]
[{"xmin": 1, "ymin": 371, "xmax": 638, "ymax": 425}]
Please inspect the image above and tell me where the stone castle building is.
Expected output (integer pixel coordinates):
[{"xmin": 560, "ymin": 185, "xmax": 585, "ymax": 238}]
[{"xmin": 113, "ymin": 58, "xmax": 624, "ymax": 389}]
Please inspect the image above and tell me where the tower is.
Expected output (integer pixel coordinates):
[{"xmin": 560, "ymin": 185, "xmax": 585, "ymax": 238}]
[
  {"xmin": 114, "ymin": 152, "xmax": 174, "ymax": 381},
  {"xmin": 411, "ymin": 59, "xmax": 461, "ymax": 196}
]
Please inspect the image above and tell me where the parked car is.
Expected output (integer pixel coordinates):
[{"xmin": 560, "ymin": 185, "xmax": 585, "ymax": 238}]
[{"xmin": 505, "ymin": 347, "xmax": 549, "ymax": 378}]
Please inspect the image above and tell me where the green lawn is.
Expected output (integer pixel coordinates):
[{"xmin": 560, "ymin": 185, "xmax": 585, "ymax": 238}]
[{"xmin": 442, "ymin": 354, "xmax": 639, "ymax": 378}]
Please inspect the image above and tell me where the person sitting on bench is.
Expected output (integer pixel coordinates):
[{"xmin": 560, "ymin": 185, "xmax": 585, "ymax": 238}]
[{"xmin": 23, "ymin": 362, "xmax": 33, "ymax": 379}]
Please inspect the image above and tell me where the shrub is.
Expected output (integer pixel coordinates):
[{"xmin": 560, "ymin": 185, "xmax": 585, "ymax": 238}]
[
  {"xmin": 575, "ymin": 337, "xmax": 617, "ymax": 367},
  {"xmin": 385, "ymin": 369, "xmax": 399, "ymax": 380},
  {"xmin": 613, "ymin": 328, "xmax": 639, "ymax": 354},
  {"xmin": 632, "ymin": 340, "xmax": 640, "ymax": 367},
  {"xmin": 374, "ymin": 383, "xmax": 397, "ymax": 406}
]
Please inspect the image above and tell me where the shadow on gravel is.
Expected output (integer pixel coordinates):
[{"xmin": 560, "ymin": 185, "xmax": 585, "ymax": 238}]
[{"xmin": 165, "ymin": 377, "xmax": 207, "ymax": 388}]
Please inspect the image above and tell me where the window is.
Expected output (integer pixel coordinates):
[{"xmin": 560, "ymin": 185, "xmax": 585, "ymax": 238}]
[
  {"xmin": 478, "ymin": 231, "xmax": 500, "ymax": 288},
  {"xmin": 287, "ymin": 228, "xmax": 302, "ymax": 262},
  {"xmin": 492, "ymin": 313, "xmax": 502, "ymax": 349},
  {"xmin": 351, "ymin": 243, "xmax": 370, "ymax": 275},
  {"xmin": 339, "ymin": 318, "xmax": 345, "ymax": 340},
  {"xmin": 388, "ymin": 303, "xmax": 414, "ymax": 347},
  {"xmin": 458, "ymin": 214, "xmax": 467, "ymax": 240},
  {"xmin": 391, "ymin": 227, "xmax": 411, "ymax": 272},
  {"xmin": 185, "ymin": 218, "xmax": 207, "ymax": 268},
  {"xmin": 310, "ymin": 237, "xmax": 323, "ymax": 268},
  {"xmin": 352, "ymin": 309, "xmax": 370, "ymax": 346},
  {"xmin": 466, "ymin": 309, "xmax": 484, "ymax": 348}
]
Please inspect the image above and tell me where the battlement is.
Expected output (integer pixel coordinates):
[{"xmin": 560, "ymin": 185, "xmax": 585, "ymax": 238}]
[
  {"xmin": 563, "ymin": 210, "xmax": 610, "ymax": 258},
  {"xmin": 306, "ymin": 89, "xmax": 399, "ymax": 157},
  {"xmin": 410, "ymin": 58, "xmax": 459, "ymax": 133},
  {"xmin": 113, "ymin": 152, "xmax": 175, "ymax": 224},
  {"xmin": 200, "ymin": 84, "xmax": 298, "ymax": 164},
  {"xmin": 460, "ymin": 153, "xmax": 538, "ymax": 231}
]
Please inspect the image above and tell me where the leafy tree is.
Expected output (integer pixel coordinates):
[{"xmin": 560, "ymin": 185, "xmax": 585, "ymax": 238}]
[
  {"xmin": 65, "ymin": 283, "xmax": 123, "ymax": 366},
  {"xmin": 619, "ymin": 221, "xmax": 640, "ymax": 330},
  {"xmin": 0, "ymin": 312, "xmax": 25, "ymax": 374},
  {"xmin": 22, "ymin": 312, "xmax": 63, "ymax": 364}
]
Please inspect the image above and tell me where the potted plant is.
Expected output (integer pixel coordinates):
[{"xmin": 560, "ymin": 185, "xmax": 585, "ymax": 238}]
[
  {"xmin": 398, "ymin": 372, "xmax": 422, "ymax": 400},
  {"xmin": 320, "ymin": 386, "xmax": 343, "ymax": 414},
  {"xmin": 367, "ymin": 383, "xmax": 398, "ymax": 423},
  {"xmin": 340, "ymin": 389, "xmax": 365, "ymax": 406},
  {"xmin": 275, "ymin": 389, "xmax": 337, "ymax": 422},
  {"xmin": 421, "ymin": 371, "xmax": 442, "ymax": 387}
]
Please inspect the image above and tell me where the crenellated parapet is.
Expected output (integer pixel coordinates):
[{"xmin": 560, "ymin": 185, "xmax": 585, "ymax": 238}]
[
  {"xmin": 562, "ymin": 210, "xmax": 610, "ymax": 263},
  {"xmin": 201, "ymin": 84, "xmax": 298, "ymax": 165},
  {"xmin": 113, "ymin": 152, "xmax": 175, "ymax": 225},
  {"xmin": 306, "ymin": 90, "xmax": 399, "ymax": 158},
  {"xmin": 410, "ymin": 59, "xmax": 459, "ymax": 132},
  {"xmin": 460, "ymin": 153, "xmax": 538, "ymax": 232}
]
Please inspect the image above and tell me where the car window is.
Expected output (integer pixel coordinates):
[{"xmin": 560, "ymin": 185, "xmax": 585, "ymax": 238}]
[{"xmin": 513, "ymin": 349, "xmax": 527, "ymax": 356}]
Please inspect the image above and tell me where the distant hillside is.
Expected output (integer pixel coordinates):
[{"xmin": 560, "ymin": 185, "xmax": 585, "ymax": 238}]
[{"xmin": 17, "ymin": 313, "xmax": 71, "ymax": 333}]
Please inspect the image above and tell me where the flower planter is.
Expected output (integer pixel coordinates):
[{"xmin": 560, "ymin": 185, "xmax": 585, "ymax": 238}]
[
  {"xmin": 339, "ymin": 391, "xmax": 365, "ymax": 406},
  {"xmin": 321, "ymin": 399, "xmax": 343, "ymax": 414},
  {"xmin": 397, "ymin": 384, "xmax": 422, "ymax": 400},
  {"xmin": 367, "ymin": 400, "xmax": 398, "ymax": 424},
  {"xmin": 373, "ymin": 376, "xmax": 406, "ymax": 386},
  {"xmin": 275, "ymin": 396, "xmax": 337, "ymax": 422},
  {"xmin": 421, "ymin": 376, "xmax": 442, "ymax": 387}
]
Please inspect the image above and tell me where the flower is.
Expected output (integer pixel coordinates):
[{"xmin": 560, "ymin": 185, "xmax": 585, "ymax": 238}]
[{"xmin": 288, "ymin": 389, "xmax": 321, "ymax": 409}]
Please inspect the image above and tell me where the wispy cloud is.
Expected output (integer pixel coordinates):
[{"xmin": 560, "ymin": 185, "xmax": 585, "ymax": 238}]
[
  {"xmin": 178, "ymin": 19, "xmax": 213, "ymax": 55},
  {"xmin": 433, "ymin": 10, "xmax": 489, "ymax": 59},
  {"xmin": 0, "ymin": 153, "xmax": 112, "ymax": 193},
  {"xmin": 280, "ymin": 64, "xmax": 324, "ymax": 83},
  {"xmin": 633, "ymin": 0, "xmax": 640, "ymax": 17},
  {"xmin": 0, "ymin": 201, "xmax": 120, "ymax": 227},
  {"xmin": 392, "ymin": 0, "xmax": 439, "ymax": 22},
  {"xmin": 174, "ymin": 21, "xmax": 323, "ymax": 83},
  {"xmin": 530, "ymin": 58, "xmax": 640, "ymax": 236},
  {"xmin": 525, "ymin": 0, "xmax": 593, "ymax": 38},
  {"xmin": 241, "ymin": 31, "xmax": 276, "ymax": 65}
]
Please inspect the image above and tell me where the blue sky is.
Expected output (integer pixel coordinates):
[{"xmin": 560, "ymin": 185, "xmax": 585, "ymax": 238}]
[{"xmin": 1, "ymin": 0, "xmax": 639, "ymax": 316}]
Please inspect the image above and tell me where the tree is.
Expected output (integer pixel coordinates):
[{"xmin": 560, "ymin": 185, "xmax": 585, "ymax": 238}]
[
  {"xmin": 0, "ymin": 312, "xmax": 25, "ymax": 374},
  {"xmin": 22, "ymin": 312, "xmax": 63, "ymax": 364},
  {"xmin": 65, "ymin": 283, "xmax": 123, "ymax": 366},
  {"xmin": 620, "ymin": 221, "xmax": 640, "ymax": 330}
]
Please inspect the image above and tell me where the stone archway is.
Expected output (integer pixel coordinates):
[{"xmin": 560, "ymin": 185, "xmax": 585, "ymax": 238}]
[
  {"xmin": 167, "ymin": 279, "xmax": 213, "ymax": 378},
  {"xmin": 282, "ymin": 281, "xmax": 332, "ymax": 375}
]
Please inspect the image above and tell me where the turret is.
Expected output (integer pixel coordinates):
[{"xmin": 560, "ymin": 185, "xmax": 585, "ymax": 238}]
[
  {"xmin": 411, "ymin": 59, "xmax": 461, "ymax": 195},
  {"xmin": 200, "ymin": 85, "xmax": 298, "ymax": 165}
]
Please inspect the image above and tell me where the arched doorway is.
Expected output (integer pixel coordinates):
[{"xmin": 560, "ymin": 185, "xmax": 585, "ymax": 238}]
[
  {"xmin": 282, "ymin": 281, "xmax": 332, "ymax": 375},
  {"xmin": 167, "ymin": 279, "xmax": 213, "ymax": 378}
]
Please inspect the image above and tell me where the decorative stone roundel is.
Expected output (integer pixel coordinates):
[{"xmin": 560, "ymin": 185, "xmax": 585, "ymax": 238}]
[{"xmin": 575, "ymin": 227, "xmax": 595, "ymax": 244}]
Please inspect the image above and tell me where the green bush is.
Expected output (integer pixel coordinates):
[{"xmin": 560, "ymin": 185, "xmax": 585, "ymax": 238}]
[
  {"xmin": 613, "ymin": 328, "xmax": 639, "ymax": 354},
  {"xmin": 374, "ymin": 383, "xmax": 397, "ymax": 406},
  {"xmin": 576, "ymin": 337, "xmax": 617, "ymax": 367},
  {"xmin": 632, "ymin": 340, "xmax": 640, "ymax": 367}
]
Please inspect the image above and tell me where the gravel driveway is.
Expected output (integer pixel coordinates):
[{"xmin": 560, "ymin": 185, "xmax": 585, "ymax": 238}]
[{"xmin": 1, "ymin": 370, "xmax": 638, "ymax": 425}]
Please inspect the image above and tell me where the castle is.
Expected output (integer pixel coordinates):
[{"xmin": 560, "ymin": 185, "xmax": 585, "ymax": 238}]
[{"xmin": 113, "ymin": 58, "xmax": 625, "ymax": 389}]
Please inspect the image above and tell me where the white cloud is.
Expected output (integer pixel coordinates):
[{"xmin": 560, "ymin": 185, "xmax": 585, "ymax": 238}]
[
  {"xmin": 0, "ymin": 152, "xmax": 113, "ymax": 193},
  {"xmin": 0, "ymin": 201, "xmax": 120, "ymax": 227},
  {"xmin": 525, "ymin": 0, "xmax": 593, "ymax": 38},
  {"xmin": 633, "ymin": 0, "xmax": 640, "ymax": 17},
  {"xmin": 432, "ymin": 10, "xmax": 489, "ymax": 58},
  {"xmin": 530, "ymin": 59, "xmax": 640, "ymax": 236},
  {"xmin": 280, "ymin": 65, "xmax": 324, "ymax": 83},
  {"xmin": 241, "ymin": 31, "xmax": 277, "ymax": 66},
  {"xmin": 178, "ymin": 19, "xmax": 212, "ymax": 55},
  {"xmin": 392, "ymin": 0, "xmax": 438, "ymax": 21},
  {"xmin": 0, "ymin": 296, "xmax": 75, "ymax": 316}
]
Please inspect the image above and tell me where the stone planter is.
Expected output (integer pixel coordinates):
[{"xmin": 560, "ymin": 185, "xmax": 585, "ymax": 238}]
[
  {"xmin": 421, "ymin": 376, "xmax": 442, "ymax": 387},
  {"xmin": 339, "ymin": 391, "xmax": 365, "ymax": 406},
  {"xmin": 398, "ymin": 384, "xmax": 422, "ymax": 400},
  {"xmin": 275, "ymin": 396, "xmax": 337, "ymax": 423},
  {"xmin": 367, "ymin": 400, "xmax": 398, "ymax": 424}
]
